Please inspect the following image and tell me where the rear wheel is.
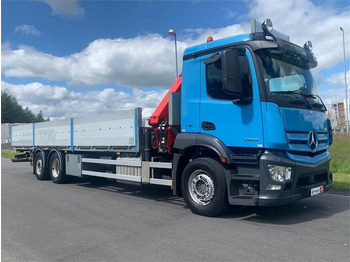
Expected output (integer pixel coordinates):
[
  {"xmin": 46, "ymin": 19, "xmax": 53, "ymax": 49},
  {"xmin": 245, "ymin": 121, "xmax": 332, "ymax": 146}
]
[
  {"xmin": 181, "ymin": 157, "xmax": 229, "ymax": 217},
  {"xmin": 49, "ymin": 152, "xmax": 66, "ymax": 184},
  {"xmin": 33, "ymin": 151, "xmax": 49, "ymax": 180}
]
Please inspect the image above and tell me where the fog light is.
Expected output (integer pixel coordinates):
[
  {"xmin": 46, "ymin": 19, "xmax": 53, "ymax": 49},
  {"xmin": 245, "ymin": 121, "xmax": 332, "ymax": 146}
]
[
  {"xmin": 268, "ymin": 165, "xmax": 292, "ymax": 182},
  {"xmin": 265, "ymin": 184, "xmax": 282, "ymax": 190}
]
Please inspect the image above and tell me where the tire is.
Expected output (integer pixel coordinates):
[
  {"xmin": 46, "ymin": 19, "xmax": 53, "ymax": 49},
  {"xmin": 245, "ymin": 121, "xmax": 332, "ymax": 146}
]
[
  {"xmin": 49, "ymin": 152, "xmax": 66, "ymax": 184},
  {"xmin": 181, "ymin": 157, "xmax": 229, "ymax": 217},
  {"xmin": 33, "ymin": 151, "xmax": 49, "ymax": 180}
]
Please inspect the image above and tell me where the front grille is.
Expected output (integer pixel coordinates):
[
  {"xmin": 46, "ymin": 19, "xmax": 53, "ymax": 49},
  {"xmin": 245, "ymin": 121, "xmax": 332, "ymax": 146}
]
[
  {"xmin": 288, "ymin": 140, "xmax": 306, "ymax": 145},
  {"xmin": 286, "ymin": 131, "xmax": 328, "ymax": 161}
]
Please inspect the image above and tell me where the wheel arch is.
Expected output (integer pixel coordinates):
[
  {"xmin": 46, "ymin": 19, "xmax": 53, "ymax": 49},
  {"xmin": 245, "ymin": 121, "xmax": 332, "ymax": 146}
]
[
  {"xmin": 172, "ymin": 133, "xmax": 232, "ymax": 196},
  {"xmin": 48, "ymin": 148, "xmax": 64, "ymax": 165}
]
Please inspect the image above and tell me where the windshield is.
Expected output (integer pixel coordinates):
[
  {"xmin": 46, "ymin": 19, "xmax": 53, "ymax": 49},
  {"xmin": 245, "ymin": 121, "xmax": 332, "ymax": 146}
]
[{"xmin": 256, "ymin": 49, "xmax": 325, "ymax": 111}]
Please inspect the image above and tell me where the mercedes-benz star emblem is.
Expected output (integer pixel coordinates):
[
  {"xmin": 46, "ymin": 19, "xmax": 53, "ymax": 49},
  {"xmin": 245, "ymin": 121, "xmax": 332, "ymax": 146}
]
[{"xmin": 308, "ymin": 131, "xmax": 317, "ymax": 151}]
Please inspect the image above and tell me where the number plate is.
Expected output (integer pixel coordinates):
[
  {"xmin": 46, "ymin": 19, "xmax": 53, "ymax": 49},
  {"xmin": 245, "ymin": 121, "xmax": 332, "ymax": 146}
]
[{"xmin": 311, "ymin": 185, "xmax": 324, "ymax": 196}]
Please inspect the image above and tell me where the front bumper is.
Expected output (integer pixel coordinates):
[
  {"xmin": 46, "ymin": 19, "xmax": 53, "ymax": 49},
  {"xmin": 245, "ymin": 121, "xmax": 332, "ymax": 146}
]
[{"xmin": 227, "ymin": 150, "xmax": 332, "ymax": 206}]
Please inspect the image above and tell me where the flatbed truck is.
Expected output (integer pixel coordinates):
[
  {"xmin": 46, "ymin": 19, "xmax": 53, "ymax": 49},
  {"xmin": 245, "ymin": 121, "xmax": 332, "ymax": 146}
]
[{"xmin": 10, "ymin": 19, "xmax": 333, "ymax": 216}]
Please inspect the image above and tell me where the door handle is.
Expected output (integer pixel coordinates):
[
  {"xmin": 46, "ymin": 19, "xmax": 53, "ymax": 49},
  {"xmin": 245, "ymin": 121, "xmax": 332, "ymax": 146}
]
[{"xmin": 201, "ymin": 121, "xmax": 216, "ymax": 130}]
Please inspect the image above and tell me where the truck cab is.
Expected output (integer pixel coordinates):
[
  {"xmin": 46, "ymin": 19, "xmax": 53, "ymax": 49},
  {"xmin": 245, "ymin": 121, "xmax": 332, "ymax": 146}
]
[{"xmin": 171, "ymin": 19, "xmax": 332, "ymax": 215}]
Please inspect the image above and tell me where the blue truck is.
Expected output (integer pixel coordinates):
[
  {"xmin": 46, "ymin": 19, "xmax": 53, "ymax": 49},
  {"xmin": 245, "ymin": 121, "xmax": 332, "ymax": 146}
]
[{"xmin": 11, "ymin": 19, "xmax": 333, "ymax": 216}]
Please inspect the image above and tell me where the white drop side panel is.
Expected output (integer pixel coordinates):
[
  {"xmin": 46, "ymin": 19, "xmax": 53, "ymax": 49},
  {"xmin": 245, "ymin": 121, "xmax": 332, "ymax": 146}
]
[
  {"xmin": 10, "ymin": 108, "xmax": 140, "ymax": 152},
  {"xmin": 35, "ymin": 119, "xmax": 71, "ymax": 147},
  {"xmin": 11, "ymin": 124, "xmax": 33, "ymax": 147},
  {"xmin": 73, "ymin": 110, "xmax": 137, "ymax": 148}
]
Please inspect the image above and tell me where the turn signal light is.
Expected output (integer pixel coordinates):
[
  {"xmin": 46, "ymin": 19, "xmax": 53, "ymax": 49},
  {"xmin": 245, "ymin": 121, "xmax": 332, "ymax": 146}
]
[{"xmin": 220, "ymin": 156, "xmax": 227, "ymax": 163}]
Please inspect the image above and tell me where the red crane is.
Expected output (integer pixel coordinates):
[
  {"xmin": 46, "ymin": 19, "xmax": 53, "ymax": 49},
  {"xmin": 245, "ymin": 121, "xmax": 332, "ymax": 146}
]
[{"xmin": 149, "ymin": 76, "xmax": 182, "ymax": 154}]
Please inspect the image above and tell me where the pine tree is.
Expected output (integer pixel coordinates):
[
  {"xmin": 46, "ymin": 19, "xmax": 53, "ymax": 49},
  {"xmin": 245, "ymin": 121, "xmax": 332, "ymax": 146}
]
[{"xmin": 1, "ymin": 90, "xmax": 48, "ymax": 123}]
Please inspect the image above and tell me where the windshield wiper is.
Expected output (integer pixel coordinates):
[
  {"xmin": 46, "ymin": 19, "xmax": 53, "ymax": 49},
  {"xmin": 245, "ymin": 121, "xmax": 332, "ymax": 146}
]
[
  {"xmin": 304, "ymin": 94, "xmax": 327, "ymax": 111},
  {"xmin": 271, "ymin": 90, "xmax": 312, "ymax": 109}
]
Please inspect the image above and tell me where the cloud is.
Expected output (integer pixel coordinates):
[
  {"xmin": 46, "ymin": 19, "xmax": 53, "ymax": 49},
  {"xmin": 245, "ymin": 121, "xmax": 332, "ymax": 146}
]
[
  {"xmin": 38, "ymin": 0, "xmax": 84, "ymax": 18},
  {"xmin": 2, "ymin": 44, "xmax": 71, "ymax": 82},
  {"xmin": 319, "ymin": 87, "xmax": 348, "ymax": 107},
  {"xmin": 2, "ymin": 35, "xmax": 186, "ymax": 88},
  {"xmin": 315, "ymin": 70, "xmax": 350, "ymax": 106},
  {"xmin": 182, "ymin": 23, "xmax": 247, "ymax": 46},
  {"xmin": 1, "ymin": 81, "xmax": 167, "ymax": 120},
  {"xmin": 326, "ymin": 70, "xmax": 350, "ymax": 87},
  {"xmin": 14, "ymin": 25, "xmax": 41, "ymax": 36}
]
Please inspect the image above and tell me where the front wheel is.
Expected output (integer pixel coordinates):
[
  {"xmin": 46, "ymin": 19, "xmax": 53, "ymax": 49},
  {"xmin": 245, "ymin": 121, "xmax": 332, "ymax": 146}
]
[
  {"xmin": 181, "ymin": 158, "xmax": 229, "ymax": 217},
  {"xmin": 49, "ymin": 152, "xmax": 66, "ymax": 184}
]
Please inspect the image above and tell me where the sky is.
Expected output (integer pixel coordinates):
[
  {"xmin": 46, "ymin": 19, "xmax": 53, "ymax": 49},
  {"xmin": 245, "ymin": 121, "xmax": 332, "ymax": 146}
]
[{"xmin": 1, "ymin": 0, "xmax": 350, "ymax": 120}]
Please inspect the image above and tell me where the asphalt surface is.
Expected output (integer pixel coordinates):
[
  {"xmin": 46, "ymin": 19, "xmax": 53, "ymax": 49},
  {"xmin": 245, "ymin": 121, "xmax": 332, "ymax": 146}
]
[{"xmin": 2, "ymin": 158, "xmax": 350, "ymax": 262}]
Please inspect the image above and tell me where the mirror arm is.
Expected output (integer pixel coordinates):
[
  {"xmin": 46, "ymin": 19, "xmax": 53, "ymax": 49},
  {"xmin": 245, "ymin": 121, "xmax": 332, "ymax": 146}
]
[{"xmin": 232, "ymin": 96, "xmax": 253, "ymax": 105}]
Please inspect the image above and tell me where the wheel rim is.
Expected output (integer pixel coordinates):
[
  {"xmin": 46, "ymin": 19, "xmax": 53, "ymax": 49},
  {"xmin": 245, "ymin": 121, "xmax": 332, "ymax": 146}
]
[
  {"xmin": 51, "ymin": 158, "xmax": 60, "ymax": 178},
  {"xmin": 36, "ymin": 158, "xmax": 43, "ymax": 175},
  {"xmin": 188, "ymin": 170, "xmax": 215, "ymax": 206}
]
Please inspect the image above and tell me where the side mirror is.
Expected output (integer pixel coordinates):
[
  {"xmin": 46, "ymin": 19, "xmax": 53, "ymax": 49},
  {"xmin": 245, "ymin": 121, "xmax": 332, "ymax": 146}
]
[
  {"xmin": 221, "ymin": 49, "xmax": 242, "ymax": 96},
  {"xmin": 221, "ymin": 49, "xmax": 252, "ymax": 104}
]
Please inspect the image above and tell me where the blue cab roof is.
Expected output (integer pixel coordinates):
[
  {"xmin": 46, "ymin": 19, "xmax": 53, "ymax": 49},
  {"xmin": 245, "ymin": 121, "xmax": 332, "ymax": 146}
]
[{"xmin": 183, "ymin": 34, "xmax": 251, "ymax": 57}]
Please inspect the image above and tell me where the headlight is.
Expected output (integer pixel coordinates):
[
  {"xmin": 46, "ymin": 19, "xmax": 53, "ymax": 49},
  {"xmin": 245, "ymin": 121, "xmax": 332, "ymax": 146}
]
[{"xmin": 268, "ymin": 165, "xmax": 292, "ymax": 182}]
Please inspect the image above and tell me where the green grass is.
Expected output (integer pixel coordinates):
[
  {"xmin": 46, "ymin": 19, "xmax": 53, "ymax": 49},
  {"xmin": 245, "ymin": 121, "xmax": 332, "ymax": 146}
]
[
  {"xmin": 333, "ymin": 173, "xmax": 350, "ymax": 190},
  {"xmin": 329, "ymin": 134, "xmax": 350, "ymax": 174},
  {"xmin": 329, "ymin": 134, "xmax": 350, "ymax": 191},
  {"xmin": 1, "ymin": 150, "xmax": 17, "ymax": 159}
]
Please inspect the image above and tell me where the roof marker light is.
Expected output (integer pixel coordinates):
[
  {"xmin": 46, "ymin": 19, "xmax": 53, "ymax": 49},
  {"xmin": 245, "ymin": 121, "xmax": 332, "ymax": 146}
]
[{"xmin": 207, "ymin": 36, "xmax": 213, "ymax": 42}]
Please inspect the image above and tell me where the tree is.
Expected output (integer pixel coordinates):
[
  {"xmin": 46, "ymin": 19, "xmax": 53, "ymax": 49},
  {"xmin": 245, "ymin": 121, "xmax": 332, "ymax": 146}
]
[
  {"xmin": 1, "ymin": 90, "xmax": 47, "ymax": 123},
  {"xmin": 1, "ymin": 91, "xmax": 23, "ymax": 123},
  {"xmin": 35, "ymin": 110, "xmax": 45, "ymax": 122}
]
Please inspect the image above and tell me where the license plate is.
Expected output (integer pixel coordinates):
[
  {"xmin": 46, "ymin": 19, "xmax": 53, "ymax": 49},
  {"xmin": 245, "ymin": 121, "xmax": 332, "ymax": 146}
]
[{"xmin": 311, "ymin": 185, "xmax": 324, "ymax": 196}]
